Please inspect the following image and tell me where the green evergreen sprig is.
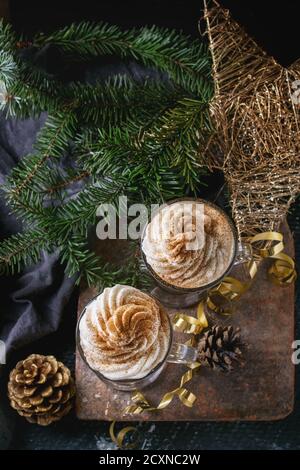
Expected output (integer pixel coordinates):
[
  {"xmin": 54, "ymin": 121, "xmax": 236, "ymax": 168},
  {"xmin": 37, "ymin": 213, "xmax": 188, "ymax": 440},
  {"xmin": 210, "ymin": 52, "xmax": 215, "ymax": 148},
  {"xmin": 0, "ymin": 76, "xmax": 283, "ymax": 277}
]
[
  {"xmin": 0, "ymin": 229, "xmax": 52, "ymax": 275},
  {"xmin": 0, "ymin": 19, "xmax": 16, "ymax": 53},
  {"xmin": 33, "ymin": 23, "xmax": 211, "ymax": 96},
  {"xmin": 0, "ymin": 19, "xmax": 214, "ymax": 286}
]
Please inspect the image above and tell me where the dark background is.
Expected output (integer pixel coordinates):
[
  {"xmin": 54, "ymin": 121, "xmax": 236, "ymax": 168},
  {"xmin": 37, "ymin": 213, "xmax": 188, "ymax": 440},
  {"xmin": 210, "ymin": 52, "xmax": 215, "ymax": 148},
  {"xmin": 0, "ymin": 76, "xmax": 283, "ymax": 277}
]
[
  {"xmin": 2, "ymin": 0, "xmax": 300, "ymax": 450},
  {"xmin": 9, "ymin": 0, "xmax": 300, "ymax": 67}
]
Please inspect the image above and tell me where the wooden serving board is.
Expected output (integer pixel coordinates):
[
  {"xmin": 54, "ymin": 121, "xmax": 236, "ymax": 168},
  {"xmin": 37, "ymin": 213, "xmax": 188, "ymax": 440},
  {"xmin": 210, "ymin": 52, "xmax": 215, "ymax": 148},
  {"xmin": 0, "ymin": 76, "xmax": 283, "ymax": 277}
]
[{"xmin": 75, "ymin": 221, "xmax": 294, "ymax": 421}]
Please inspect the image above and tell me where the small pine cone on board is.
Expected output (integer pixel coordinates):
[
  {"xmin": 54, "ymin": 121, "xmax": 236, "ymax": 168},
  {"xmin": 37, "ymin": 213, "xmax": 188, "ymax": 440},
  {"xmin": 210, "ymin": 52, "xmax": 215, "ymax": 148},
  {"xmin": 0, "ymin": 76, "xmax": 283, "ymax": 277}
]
[
  {"xmin": 8, "ymin": 354, "xmax": 75, "ymax": 426},
  {"xmin": 197, "ymin": 325, "xmax": 243, "ymax": 372}
]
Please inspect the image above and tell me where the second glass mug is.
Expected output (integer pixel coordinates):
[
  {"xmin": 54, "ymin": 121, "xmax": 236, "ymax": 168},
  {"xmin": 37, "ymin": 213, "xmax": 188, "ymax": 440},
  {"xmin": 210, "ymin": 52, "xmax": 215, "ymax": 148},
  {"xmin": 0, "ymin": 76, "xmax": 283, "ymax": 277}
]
[
  {"xmin": 140, "ymin": 197, "xmax": 252, "ymax": 308},
  {"xmin": 76, "ymin": 296, "xmax": 198, "ymax": 391}
]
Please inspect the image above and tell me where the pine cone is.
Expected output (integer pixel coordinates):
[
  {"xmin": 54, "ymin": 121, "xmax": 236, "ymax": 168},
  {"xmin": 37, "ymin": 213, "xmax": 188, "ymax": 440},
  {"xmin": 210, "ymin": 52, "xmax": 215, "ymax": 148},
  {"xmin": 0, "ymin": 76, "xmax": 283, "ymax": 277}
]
[
  {"xmin": 8, "ymin": 354, "xmax": 75, "ymax": 426},
  {"xmin": 198, "ymin": 325, "xmax": 243, "ymax": 372}
]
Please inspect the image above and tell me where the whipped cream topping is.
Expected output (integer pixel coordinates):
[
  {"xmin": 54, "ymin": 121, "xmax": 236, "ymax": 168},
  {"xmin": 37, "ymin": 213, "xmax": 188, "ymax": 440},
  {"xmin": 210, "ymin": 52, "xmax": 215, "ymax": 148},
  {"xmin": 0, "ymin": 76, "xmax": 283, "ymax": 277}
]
[
  {"xmin": 142, "ymin": 201, "xmax": 235, "ymax": 288},
  {"xmin": 79, "ymin": 285, "xmax": 170, "ymax": 380}
]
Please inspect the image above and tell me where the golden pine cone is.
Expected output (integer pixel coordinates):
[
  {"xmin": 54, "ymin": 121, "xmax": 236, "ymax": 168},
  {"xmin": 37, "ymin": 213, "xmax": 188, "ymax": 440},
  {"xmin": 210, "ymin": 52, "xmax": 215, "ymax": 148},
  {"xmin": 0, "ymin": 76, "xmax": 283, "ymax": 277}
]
[
  {"xmin": 8, "ymin": 354, "xmax": 75, "ymax": 426},
  {"xmin": 198, "ymin": 326, "xmax": 243, "ymax": 372}
]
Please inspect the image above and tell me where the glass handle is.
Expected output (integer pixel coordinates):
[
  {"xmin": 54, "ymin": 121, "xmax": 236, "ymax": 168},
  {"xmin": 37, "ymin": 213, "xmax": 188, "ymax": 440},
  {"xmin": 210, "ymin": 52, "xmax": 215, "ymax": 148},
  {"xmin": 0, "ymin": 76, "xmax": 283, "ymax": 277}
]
[
  {"xmin": 234, "ymin": 241, "xmax": 253, "ymax": 266},
  {"xmin": 167, "ymin": 342, "xmax": 198, "ymax": 364}
]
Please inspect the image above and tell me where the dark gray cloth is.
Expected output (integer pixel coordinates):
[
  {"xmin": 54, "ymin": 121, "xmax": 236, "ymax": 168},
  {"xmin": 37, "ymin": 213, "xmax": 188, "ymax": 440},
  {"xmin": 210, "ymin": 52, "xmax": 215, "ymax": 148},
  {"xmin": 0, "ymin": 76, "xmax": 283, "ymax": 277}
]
[{"xmin": 0, "ymin": 114, "xmax": 76, "ymax": 354}]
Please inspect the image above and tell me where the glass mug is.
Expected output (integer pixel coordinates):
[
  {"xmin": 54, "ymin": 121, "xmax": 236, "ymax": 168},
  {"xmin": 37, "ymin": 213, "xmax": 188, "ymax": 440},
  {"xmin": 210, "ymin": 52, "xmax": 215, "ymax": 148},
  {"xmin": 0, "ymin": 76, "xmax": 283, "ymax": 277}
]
[
  {"xmin": 140, "ymin": 197, "xmax": 252, "ymax": 308},
  {"xmin": 76, "ymin": 294, "xmax": 198, "ymax": 391}
]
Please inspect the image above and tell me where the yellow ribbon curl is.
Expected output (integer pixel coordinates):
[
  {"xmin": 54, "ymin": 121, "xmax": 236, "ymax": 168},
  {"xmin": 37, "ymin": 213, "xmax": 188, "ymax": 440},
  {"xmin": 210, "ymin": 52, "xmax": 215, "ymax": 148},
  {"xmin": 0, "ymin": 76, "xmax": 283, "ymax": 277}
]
[
  {"xmin": 111, "ymin": 362, "xmax": 202, "ymax": 447},
  {"xmin": 248, "ymin": 231, "xmax": 296, "ymax": 285},
  {"xmin": 207, "ymin": 276, "xmax": 249, "ymax": 316},
  {"xmin": 123, "ymin": 361, "xmax": 201, "ymax": 415},
  {"xmin": 206, "ymin": 231, "xmax": 296, "ymax": 315},
  {"xmin": 109, "ymin": 421, "xmax": 138, "ymax": 449},
  {"xmin": 268, "ymin": 252, "xmax": 296, "ymax": 285},
  {"xmin": 173, "ymin": 301, "xmax": 208, "ymax": 334}
]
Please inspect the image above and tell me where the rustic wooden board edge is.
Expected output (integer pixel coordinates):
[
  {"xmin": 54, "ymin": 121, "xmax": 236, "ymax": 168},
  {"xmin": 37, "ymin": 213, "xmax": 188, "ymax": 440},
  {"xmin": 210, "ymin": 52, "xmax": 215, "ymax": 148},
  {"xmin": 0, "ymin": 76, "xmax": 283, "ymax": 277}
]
[{"xmin": 75, "ymin": 363, "xmax": 295, "ymax": 423}]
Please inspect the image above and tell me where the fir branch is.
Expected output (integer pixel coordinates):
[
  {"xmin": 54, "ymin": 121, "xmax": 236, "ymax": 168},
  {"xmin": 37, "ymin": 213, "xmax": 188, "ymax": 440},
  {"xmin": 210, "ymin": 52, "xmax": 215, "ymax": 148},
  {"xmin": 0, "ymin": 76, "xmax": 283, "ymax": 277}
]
[
  {"xmin": 78, "ymin": 128, "xmax": 188, "ymax": 200},
  {"xmin": 7, "ymin": 112, "xmax": 78, "ymax": 195},
  {"xmin": 53, "ymin": 179, "xmax": 126, "ymax": 237},
  {"xmin": 0, "ymin": 50, "xmax": 17, "ymax": 85},
  {"xmin": 69, "ymin": 76, "xmax": 189, "ymax": 127},
  {"xmin": 115, "ymin": 252, "xmax": 153, "ymax": 290},
  {"xmin": 0, "ymin": 20, "xmax": 16, "ymax": 53},
  {"xmin": 0, "ymin": 224, "xmax": 151, "ymax": 288},
  {"xmin": 4, "ymin": 186, "xmax": 52, "ymax": 225},
  {"xmin": 5, "ymin": 63, "xmax": 63, "ymax": 117},
  {"xmin": 33, "ymin": 22, "xmax": 133, "ymax": 57},
  {"xmin": 33, "ymin": 23, "xmax": 212, "ymax": 96},
  {"xmin": 4, "ymin": 112, "xmax": 79, "ymax": 226},
  {"xmin": 60, "ymin": 235, "xmax": 152, "ymax": 288},
  {"xmin": 148, "ymin": 97, "xmax": 213, "ymax": 189},
  {"xmin": 5, "ymin": 77, "xmax": 189, "ymax": 216},
  {"xmin": 78, "ymin": 96, "xmax": 212, "ymax": 193},
  {"xmin": 44, "ymin": 169, "xmax": 90, "ymax": 196},
  {"xmin": 60, "ymin": 234, "xmax": 103, "ymax": 285},
  {"xmin": 0, "ymin": 50, "xmax": 63, "ymax": 117},
  {"xmin": 34, "ymin": 111, "xmax": 78, "ymax": 158},
  {"xmin": 0, "ymin": 229, "xmax": 51, "ymax": 275},
  {"xmin": 4, "ymin": 78, "xmax": 181, "ymax": 220}
]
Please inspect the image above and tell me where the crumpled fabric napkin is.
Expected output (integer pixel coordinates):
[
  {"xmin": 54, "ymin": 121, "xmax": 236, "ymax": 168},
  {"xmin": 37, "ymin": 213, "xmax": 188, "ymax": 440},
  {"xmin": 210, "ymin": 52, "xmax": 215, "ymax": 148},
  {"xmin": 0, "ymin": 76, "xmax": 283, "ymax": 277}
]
[{"xmin": 0, "ymin": 113, "xmax": 77, "ymax": 355}]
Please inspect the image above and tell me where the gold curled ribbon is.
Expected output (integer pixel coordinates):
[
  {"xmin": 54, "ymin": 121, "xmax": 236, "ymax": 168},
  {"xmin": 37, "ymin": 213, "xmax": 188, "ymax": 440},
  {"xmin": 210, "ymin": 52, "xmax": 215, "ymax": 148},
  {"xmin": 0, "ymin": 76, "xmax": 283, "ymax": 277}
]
[
  {"xmin": 206, "ymin": 231, "xmax": 296, "ymax": 315},
  {"xmin": 123, "ymin": 361, "xmax": 201, "ymax": 415},
  {"xmin": 247, "ymin": 258, "xmax": 258, "ymax": 279},
  {"xmin": 206, "ymin": 276, "xmax": 249, "ymax": 316},
  {"xmin": 109, "ymin": 421, "xmax": 138, "ymax": 449},
  {"xmin": 247, "ymin": 231, "xmax": 296, "ymax": 285},
  {"xmin": 172, "ymin": 301, "xmax": 208, "ymax": 334},
  {"xmin": 248, "ymin": 231, "xmax": 284, "ymax": 257},
  {"xmin": 268, "ymin": 251, "xmax": 297, "ymax": 285}
]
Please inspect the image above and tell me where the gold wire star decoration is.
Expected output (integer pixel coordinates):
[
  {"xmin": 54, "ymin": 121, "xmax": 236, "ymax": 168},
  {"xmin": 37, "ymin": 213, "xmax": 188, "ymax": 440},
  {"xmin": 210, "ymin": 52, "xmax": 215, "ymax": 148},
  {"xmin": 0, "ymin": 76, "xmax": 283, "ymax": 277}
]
[{"xmin": 203, "ymin": 0, "xmax": 300, "ymax": 238}]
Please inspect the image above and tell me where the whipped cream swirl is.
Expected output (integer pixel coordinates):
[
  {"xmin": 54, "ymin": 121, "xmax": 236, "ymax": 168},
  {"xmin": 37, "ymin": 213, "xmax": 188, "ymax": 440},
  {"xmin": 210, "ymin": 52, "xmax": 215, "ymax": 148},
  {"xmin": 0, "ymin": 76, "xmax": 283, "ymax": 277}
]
[
  {"xmin": 79, "ymin": 285, "xmax": 170, "ymax": 380},
  {"xmin": 142, "ymin": 201, "xmax": 235, "ymax": 288}
]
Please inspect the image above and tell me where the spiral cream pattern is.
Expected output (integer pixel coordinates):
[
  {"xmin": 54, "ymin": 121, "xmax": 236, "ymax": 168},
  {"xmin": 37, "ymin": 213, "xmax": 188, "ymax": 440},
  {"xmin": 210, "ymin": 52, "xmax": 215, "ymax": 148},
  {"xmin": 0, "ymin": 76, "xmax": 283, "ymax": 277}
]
[
  {"xmin": 79, "ymin": 285, "xmax": 170, "ymax": 380},
  {"xmin": 142, "ymin": 201, "xmax": 235, "ymax": 288}
]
